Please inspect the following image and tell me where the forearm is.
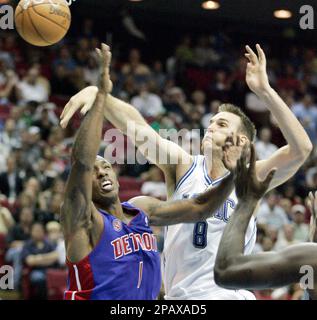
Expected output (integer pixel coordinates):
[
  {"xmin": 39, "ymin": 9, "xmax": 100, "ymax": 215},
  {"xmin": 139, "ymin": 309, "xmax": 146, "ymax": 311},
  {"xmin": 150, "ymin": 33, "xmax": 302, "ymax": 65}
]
[
  {"xmin": 309, "ymin": 216, "xmax": 317, "ymax": 243},
  {"xmin": 26, "ymin": 252, "xmax": 59, "ymax": 267},
  {"xmin": 216, "ymin": 199, "xmax": 258, "ymax": 270},
  {"xmin": 72, "ymin": 92, "xmax": 105, "ymax": 166},
  {"xmin": 149, "ymin": 173, "xmax": 234, "ymax": 226},
  {"xmin": 257, "ymin": 87, "xmax": 312, "ymax": 155},
  {"xmin": 104, "ymin": 95, "xmax": 148, "ymax": 135},
  {"xmin": 194, "ymin": 173, "xmax": 234, "ymax": 219}
]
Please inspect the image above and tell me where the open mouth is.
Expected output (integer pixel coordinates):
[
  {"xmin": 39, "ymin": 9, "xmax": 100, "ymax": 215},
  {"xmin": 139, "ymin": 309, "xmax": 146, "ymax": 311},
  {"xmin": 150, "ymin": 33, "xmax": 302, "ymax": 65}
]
[{"xmin": 101, "ymin": 179, "xmax": 113, "ymax": 192}]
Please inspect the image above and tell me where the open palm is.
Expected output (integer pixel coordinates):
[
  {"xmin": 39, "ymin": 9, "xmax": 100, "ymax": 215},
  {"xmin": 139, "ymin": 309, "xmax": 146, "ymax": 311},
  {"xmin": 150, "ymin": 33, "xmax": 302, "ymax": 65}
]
[{"xmin": 245, "ymin": 44, "xmax": 270, "ymax": 95}]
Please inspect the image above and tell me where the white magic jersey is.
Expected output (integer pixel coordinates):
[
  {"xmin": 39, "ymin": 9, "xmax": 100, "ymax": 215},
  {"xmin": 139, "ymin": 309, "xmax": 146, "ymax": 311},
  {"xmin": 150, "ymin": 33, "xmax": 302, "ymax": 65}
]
[{"xmin": 162, "ymin": 155, "xmax": 257, "ymax": 300}]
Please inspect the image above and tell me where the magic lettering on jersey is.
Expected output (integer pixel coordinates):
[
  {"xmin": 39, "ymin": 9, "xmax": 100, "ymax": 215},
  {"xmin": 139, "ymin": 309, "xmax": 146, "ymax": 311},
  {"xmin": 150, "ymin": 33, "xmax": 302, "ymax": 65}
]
[
  {"xmin": 183, "ymin": 193, "xmax": 236, "ymax": 223},
  {"xmin": 111, "ymin": 232, "xmax": 158, "ymax": 259}
]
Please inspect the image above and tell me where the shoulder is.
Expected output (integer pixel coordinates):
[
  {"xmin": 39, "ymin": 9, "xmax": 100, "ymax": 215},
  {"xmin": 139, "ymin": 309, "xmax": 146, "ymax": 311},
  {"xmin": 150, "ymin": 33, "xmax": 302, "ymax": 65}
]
[{"xmin": 128, "ymin": 196, "xmax": 162, "ymax": 216}]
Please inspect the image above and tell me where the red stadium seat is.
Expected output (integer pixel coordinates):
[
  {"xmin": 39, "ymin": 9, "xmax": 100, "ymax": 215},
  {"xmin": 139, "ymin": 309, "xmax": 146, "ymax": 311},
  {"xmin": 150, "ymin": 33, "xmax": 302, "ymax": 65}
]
[
  {"xmin": 0, "ymin": 233, "xmax": 6, "ymax": 267},
  {"xmin": 46, "ymin": 268, "xmax": 68, "ymax": 300},
  {"xmin": 118, "ymin": 177, "xmax": 143, "ymax": 192},
  {"xmin": 0, "ymin": 106, "xmax": 11, "ymax": 121},
  {"xmin": 21, "ymin": 267, "xmax": 32, "ymax": 300}
]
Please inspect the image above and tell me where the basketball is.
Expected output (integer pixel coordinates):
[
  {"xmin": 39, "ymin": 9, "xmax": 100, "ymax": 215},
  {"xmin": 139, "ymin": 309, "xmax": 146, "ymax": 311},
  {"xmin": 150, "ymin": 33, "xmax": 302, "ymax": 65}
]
[{"xmin": 14, "ymin": 0, "xmax": 71, "ymax": 47}]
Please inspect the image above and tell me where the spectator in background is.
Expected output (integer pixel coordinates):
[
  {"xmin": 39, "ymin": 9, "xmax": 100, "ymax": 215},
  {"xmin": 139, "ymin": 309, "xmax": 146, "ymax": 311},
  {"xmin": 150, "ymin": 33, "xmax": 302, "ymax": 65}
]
[
  {"xmin": 292, "ymin": 94, "xmax": 317, "ymax": 144},
  {"xmin": 193, "ymin": 35, "xmax": 220, "ymax": 67},
  {"xmin": 175, "ymin": 36, "xmax": 194, "ymax": 65},
  {"xmin": 209, "ymin": 70, "xmax": 231, "ymax": 101},
  {"xmin": 245, "ymin": 90, "xmax": 270, "ymax": 127},
  {"xmin": 274, "ymin": 224, "xmax": 299, "ymax": 251},
  {"xmin": 279, "ymin": 198, "xmax": 293, "ymax": 222},
  {"xmin": 306, "ymin": 167, "xmax": 317, "ymax": 189},
  {"xmin": 31, "ymin": 104, "xmax": 58, "ymax": 142},
  {"xmin": 0, "ymin": 156, "xmax": 23, "ymax": 202},
  {"xmin": 21, "ymin": 222, "xmax": 59, "ymax": 299},
  {"xmin": 291, "ymin": 204, "xmax": 309, "ymax": 242},
  {"xmin": 121, "ymin": 48, "xmax": 151, "ymax": 80},
  {"xmin": 257, "ymin": 192, "xmax": 289, "ymax": 231},
  {"xmin": 53, "ymin": 47, "xmax": 76, "ymax": 74},
  {"xmin": 0, "ymin": 204, "xmax": 15, "ymax": 235},
  {"xmin": 201, "ymin": 100, "xmax": 221, "ymax": 129},
  {"xmin": 46, "ymin": 221, "xmax": 66, "ymax": 267},
  {"xmin": 36, "ymin": 193, "xmax": 63, "ymax": 225},
  {"xmin": 20, "ymin": 126, "xmax": 42, "ymax": 173},
  {"xmin": 131, "ymin": 82, "xmax": 165, "ymax": 117},
  {"xmin": 191, "ymin": 90, "xmax": 206, "ymax": 115},
  {"xmin": 50, "ymin": 64, "xmax": 77, "ymax": 96},
  {"xmin": 5, "ymin": 207, "xmax": 34, "ymax": 288},
  {"xmin": 151, "ymin": 60, "xmax": 166, "ymax": 91},
  {"xmin": 16, "ymin": 65, "xmax": 50, "ymax": 104},
  {"xmin": 255, "ymin": 127, "xmax": 278, "ymax": 160},
  {"xmin": 0, "ymin": 118, "xmax": 20, "ymax": 171},
  {"xmin": 141, "ymin": 166, "xmax": 166, "ymax": 199},
  {"xmin": 0, "ymin": 68, "xmax": 18, "ymax": 104},
  {"xmin": 83, "ymin": 53, "xmax": 99, "ymax": 86}
]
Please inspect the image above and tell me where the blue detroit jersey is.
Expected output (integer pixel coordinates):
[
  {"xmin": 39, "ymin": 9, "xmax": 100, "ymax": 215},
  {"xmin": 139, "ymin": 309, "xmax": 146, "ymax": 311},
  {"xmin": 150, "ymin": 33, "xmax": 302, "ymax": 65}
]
[{"xmin": 65, "ymin": 202, "xmax": 161, "ymax": 300}]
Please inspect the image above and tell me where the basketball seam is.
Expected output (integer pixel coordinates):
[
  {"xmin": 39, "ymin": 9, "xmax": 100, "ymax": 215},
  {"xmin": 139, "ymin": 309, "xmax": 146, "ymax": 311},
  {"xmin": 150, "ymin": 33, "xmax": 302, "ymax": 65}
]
[
  {"xmin": 15, "ymin": 2, "xmax": 69, "ymax": 20},
  {"xmin": 14, "ymin": 4, "xmax": 24, "ymax": 20},
  {"xmin": 26, "ymin": 8, "xmax": 53, "ymax": 45},
  {"xmin": 31, "ymin": 5, "xmax": 69, "ymax": 32}
]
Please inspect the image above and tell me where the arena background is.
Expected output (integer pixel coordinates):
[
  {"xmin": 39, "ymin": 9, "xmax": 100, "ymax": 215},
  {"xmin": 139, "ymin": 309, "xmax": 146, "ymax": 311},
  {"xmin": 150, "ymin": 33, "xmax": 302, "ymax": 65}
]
[{"xmin": 0, "ymin": 0, "xmax": 317, "ymax": 300}]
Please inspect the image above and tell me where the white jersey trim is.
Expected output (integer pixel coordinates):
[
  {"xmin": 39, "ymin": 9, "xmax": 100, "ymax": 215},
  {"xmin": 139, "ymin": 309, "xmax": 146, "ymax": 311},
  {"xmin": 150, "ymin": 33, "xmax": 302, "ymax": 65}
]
[{"xmin": 175, "ymin": 156, "xmax": 198, "ymax": 193}]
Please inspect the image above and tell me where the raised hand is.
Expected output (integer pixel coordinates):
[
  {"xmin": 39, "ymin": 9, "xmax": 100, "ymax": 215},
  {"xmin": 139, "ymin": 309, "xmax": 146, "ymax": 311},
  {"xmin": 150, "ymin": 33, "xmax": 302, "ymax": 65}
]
[
  {"xmin": 60, "ymin": 86, "xmax": 98, "ymax": 129},
  {"xmin": 245, "ymin": 44, "xmax": 270, "ymax": 95},
  {"xmin": 96, "ymin": 43, "xmax": 113, "ymax": 95},
  {"xmin": 222, "ymin": 135, "xmax": 244, "ymax": 173},
  {"xmin": 60, "ymin": 43, "xmax": 113, "ymax": 129},
  {"xmin": 235, "ymin": 144, "xmax": 275, "ymax": 202}
]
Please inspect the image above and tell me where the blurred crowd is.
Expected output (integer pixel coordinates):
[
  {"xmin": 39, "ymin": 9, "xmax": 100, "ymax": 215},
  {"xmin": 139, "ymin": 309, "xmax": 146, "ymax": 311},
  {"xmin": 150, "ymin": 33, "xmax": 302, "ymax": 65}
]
[{"xmin": 0, "ymin": 20, "xmax": 317, "ymax": 300}]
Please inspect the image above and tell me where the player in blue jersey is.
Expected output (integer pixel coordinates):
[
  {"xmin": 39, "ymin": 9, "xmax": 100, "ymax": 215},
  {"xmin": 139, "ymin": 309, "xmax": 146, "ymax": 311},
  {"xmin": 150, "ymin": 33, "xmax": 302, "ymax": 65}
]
[
  {"xmin": 214, "ymin": 145, "xmax": 317, "ymax": 300},
  {"xmin": 61, "ymin": 44, "xmax": 241, "ymax": 300}
]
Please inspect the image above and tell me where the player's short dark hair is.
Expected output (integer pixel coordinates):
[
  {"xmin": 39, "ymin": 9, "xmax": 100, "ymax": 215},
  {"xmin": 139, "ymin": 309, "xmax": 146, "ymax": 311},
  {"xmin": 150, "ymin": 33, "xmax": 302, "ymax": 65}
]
[{"xmin": 218, "ymin": 103, "xmax": 256, "ymax": 142}]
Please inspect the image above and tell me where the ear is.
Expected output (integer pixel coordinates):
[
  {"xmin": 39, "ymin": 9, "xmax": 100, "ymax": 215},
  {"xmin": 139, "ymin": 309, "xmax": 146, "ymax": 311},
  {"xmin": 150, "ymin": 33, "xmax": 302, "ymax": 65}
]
[{"xmin": 238, "ymin": 134, "xmax": 249, "ymax": 146}]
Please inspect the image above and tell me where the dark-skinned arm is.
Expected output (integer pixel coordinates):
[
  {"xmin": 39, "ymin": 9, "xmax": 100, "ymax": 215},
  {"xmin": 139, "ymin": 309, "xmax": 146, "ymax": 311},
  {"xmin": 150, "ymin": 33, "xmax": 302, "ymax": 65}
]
[
  {"xmin": 130, "ymin": 172, "xmax": 234, "ymax": 226},
  {"xmin": 214, "ymin": 146, "xmax": 317, "ymax": 292},
  {"xmin": 308, "ymin": 191, "xmax": 317, "ymax": 243},
  {"xmin": 60, "ymin": 91, "xmax": 105, "ymax": 235},
  {"xmin": 60, "ymin": 45, "xmax": 111, "ymax": 239}
]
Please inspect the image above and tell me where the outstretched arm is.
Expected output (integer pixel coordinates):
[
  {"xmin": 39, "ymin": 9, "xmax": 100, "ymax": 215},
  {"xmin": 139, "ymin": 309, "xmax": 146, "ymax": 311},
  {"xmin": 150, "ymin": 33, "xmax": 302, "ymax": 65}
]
[
  {"xmin": 60, "ymin": 46, "xmax": 192, "ymax": 191},
  {"xmin": 130, "ymin": 141, "xmax": 245, "ymax": 226},
  {"xmin": 130, "ymin": 171, "xmax": 234, "ymax": 226},
  {"xmin": 215, "ymin": 199, "xmax": 317, "ymax": 290},
  {"xmin": 245, "ymin": 44, "xmax": 312, "ymax": 190},
  {"xmin": 214, "ymin": 146, "xmax": 317, "ymax": 292},
  {"xmin": 60, "ymin": 45, "xmax": 111, "ymax": 262}
]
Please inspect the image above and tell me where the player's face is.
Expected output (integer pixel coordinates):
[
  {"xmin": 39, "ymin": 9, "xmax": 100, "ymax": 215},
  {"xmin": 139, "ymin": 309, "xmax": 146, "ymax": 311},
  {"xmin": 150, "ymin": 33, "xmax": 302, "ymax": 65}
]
[
  {"xmin": 92, "ymin": 159, "xmax": 119, "ymax": 204},
  {"xmin": 202, "ymin": 112, "xmax": 247, "ymax": 153}
]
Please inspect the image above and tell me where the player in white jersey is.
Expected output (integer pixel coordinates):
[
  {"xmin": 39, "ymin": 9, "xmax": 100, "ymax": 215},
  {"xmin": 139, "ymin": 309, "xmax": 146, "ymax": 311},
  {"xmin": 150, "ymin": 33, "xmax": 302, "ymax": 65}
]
[
  {"xmin": 60, "ymin": 44, "xmax": 312, "ymax": 299},
  {"xmin": 163, "ymin": 154, "xmax": 257, "ymax": 299}
]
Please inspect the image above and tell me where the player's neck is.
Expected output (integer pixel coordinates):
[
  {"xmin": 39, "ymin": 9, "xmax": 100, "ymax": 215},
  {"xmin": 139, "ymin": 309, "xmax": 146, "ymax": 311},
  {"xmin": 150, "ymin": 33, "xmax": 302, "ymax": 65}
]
[
  {"xmin": 210, "ymin": 158, "xmax": 228, "ymax": 180},
  {"xmin": 97, "ymin": 199, "xmax": 124, "ymax": 220},
  {"xmin": 204, "ymin": 149, "xmax": 228, "ymax": 180}
]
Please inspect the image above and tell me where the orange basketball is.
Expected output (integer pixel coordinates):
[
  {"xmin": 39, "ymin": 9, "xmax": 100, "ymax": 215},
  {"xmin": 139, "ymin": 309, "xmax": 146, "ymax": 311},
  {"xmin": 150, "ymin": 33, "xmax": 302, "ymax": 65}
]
[{"xmin": 15, "ymin": 0, "xmax": 71, "ymax": 47}]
